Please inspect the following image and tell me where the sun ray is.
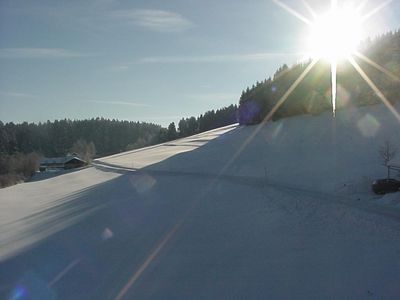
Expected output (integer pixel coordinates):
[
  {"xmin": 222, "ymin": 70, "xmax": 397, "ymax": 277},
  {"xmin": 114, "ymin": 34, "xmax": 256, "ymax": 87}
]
[
  {"xmin": 114, "ymin": 220, "xmax": 184, "ymax": 300},
  {"xmin": 331, "ymin": 60, "xmax": 337, "ymax": 116},
  {"xmin": 272, "ymin": 0, "xmax": 397, "ymax": 126},
  {"xmin": 272, "ymin": 0, "xmax": 311, "ymax": 25},
  {"xmin": 348, "ymin": 56, "xmax": 400, "ymax": 123},
  {"xmin": 301, "ymin": 0, "xmax": 317, "ymax": 19},
  {"xmin": 217, "ymin": 59, "xmax": 318, "ymax": 177},
  {"xmin": 361, "ymin": 0, "xmax": 392, "ymax": 22},
  {"xmin": 354, "ymin": 51, "xmax": 400, "ymax": 83},
  {"xmin": 357, "ymin": 0, "xmax": 369, "ymax": 13},
  {"xmin": 263, "ymin": 59, "xmax": 319, "ymax": 123},
  {"xmin": 114, "ymin": 190, "xmax": 205, "ymax": 300}
]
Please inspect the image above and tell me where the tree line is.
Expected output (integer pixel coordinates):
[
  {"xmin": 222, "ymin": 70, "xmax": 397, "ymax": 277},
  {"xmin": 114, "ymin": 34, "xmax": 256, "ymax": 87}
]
[
  {"xmin": 1, "ymin": 105, "xmax": 238, "ymax": 158},
  {"xmin": 0, "ymin": 105, "xmax": 238, "ymax": 187},
  {"xmin": 4, "ymin": 29, "xmax": 397, "ymax": 186},
  {"xmin": 0, "ymin": 119, "xmax": 162, "ymax": 157},
  {"xmin": 173, "ymin": 104, "xmax": 238, "ymax": 139},
  {"xmin": 238, "ymin": 30, "xmax": 400, "ymax": 124}
]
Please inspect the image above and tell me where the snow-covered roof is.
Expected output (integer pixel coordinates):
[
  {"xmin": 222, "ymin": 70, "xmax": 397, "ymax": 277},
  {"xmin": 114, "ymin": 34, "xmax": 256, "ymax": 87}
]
[{"xmin": 40, "ymin": 156, "xmax": 85, "ymax": 166}]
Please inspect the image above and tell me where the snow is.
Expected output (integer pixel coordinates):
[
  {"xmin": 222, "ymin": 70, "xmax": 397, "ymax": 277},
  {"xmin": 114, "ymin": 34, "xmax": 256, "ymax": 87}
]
[
  {"xmin": 97, "ymin": 124, "xmax": 237, "ymax": 170},
  {"xmin": 96, "ymin": 104, "xmax": 400, "ymax": 195},
  {"xmin": 0, "ymin": 167, "xmax": 121, "ymax": 260},
  {"xmin": 1, "ymin": 103, "xmax": 400, "ymax": 299}
]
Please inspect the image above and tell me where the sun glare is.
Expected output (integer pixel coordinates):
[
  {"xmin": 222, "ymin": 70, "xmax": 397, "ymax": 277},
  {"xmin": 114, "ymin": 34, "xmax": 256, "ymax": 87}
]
[
  {"xmin": 305, "ymin": 4, "xmax": 365, "ymax": 116},
  {"xmin": 308, "ymin": 6, "xmax": 363, "ymax": 62}
]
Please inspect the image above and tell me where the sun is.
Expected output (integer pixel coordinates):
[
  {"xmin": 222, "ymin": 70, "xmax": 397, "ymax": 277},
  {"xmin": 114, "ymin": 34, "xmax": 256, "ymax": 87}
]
[
  {"xmin": 270, "ymin": 0, "xmax": 399, "ymax": 120},
  {"xmin": 307, "ymin": 5, "xmax": 363, "ymax": 63},
  {"xmin": 305, "ymin": 3, "xmax": 364, "ymax": 115}
]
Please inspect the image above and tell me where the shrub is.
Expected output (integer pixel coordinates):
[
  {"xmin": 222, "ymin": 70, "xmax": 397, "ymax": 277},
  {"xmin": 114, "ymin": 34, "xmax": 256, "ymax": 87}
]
[{"xmin": 0, "ymin": 152, "xmax": 40, "ymax": 188}]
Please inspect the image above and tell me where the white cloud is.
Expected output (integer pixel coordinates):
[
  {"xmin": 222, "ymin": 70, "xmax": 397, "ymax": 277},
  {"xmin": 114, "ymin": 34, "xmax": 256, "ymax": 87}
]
[
  {"xmin": 87, "ymin": 100, "xmax": 152, "ymax": 107},
  {"xmin": 0, "ymin": 48, "xmax": 90, "ymax": 59},
  {"xmin": 136, "ymin": 52, "xmax": 302, "ymax": 64},
  {"xmin": 110, "ymin": 64, "xmax": 130, "ymax": 72},
  {"xmin": 3, "ymin": 2, "xmax": 193, "ymax": 34},
  {"xmin": 0, "ymin": 91, "xmax": 37, "ymax": 98},
  {"xmin": 109, "ymin": 9, "xmax": 193, "ymax": 32}
]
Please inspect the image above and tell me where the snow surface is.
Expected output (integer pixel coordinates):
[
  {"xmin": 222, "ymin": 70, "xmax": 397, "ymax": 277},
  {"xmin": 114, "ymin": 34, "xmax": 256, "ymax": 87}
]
[
  {"xmin": 1, "ymin": 103, "xmax": 400, "ymax": 299},
  {"xmin": 0, "ymin": 167, "xmax": 121, "ymax": 260},
  {"xmin": 97, "ymin": 124, "xmax": 237, "ymax": 170}
]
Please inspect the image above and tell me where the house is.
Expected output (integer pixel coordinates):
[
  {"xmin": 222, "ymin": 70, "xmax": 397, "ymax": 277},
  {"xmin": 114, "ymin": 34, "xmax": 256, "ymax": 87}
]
[{"xmin": 39, "ymin": 155, "xmax": 86, "ymax": 172}]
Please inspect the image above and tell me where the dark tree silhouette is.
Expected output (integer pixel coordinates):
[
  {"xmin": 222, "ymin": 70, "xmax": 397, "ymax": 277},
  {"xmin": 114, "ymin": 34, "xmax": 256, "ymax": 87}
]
[
  {"xmin": 238, "ymin": 30, "xmax": 400, "ymax": 125},
  {"xmin": 167, "ymin": 122, "xmax": 178, "ymax": 140}
]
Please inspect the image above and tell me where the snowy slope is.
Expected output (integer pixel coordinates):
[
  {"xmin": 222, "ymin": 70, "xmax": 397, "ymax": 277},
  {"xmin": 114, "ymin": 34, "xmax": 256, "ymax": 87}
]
[
  {"xmin": 1, "ymin": 103, "xmax": 400, "ymax": 299},
  {"xmin": 96, "ymin": 124, "xmax": 237, "ymax": 169},
  {"xmin": 0, "ymin": 168, "xmax": 121, "ymax": 260},
  {"xmin": 98, "ymin": 102, "xmax": 400, "ymax": 196},
  {"xmin": 0, "ymin": 125, "xmax": 236, "ymax": 261}
]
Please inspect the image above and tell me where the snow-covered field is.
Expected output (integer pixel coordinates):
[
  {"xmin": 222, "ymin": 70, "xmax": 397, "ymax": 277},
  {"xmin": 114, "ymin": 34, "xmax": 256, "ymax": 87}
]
[{"xmin": 1, "ymin": 103, "xmax": 400, "ymax": 299}]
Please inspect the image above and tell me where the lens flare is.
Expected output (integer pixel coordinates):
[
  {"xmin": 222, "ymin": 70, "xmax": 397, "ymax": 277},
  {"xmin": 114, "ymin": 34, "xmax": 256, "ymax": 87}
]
[
  {"xmin": 274, "ymin": 0, "xmax": 398, "ymax": 120},
  {"xmin": 9, "ymin": 285, "xmax": 27, "ymax": 300}
]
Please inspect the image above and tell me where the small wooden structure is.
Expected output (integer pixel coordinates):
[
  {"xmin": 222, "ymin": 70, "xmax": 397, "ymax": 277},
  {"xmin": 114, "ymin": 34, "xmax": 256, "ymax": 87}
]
[{"xmin": 39, "ymin": 156, "xmax": 86, "ymax": 172}]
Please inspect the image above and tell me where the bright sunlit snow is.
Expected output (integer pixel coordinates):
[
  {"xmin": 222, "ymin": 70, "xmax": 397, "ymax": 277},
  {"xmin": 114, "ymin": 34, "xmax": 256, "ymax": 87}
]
[{"xmin": 1, "ymin": 102, "xmax": 400, "ymax": 299}]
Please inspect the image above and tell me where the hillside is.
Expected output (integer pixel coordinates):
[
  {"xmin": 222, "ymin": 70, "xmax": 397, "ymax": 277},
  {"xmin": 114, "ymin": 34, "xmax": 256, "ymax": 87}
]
[
  {"xmin": 0, "ymin": 105, "xmax": 237, "ymax": 187},
  {"xmin": 239, "ymin": 30, "xmax": 400, "ymax": 124},
  {"xmin": 2, "ymin": 31, "xmax": 398, "ymax": 189},
  {"xmin": 1, "ymin": 102, "xmax": 400, "ymax": 299},
  {"xmin": 98, "ymin": 101, "xmax": 400, "ymax": 195}
]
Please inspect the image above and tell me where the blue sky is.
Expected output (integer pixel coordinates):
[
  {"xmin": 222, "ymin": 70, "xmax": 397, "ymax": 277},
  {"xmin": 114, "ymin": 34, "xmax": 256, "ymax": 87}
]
[{"xmin": 1, "ymin": 0, "xmax": 399, "ymax": 126}]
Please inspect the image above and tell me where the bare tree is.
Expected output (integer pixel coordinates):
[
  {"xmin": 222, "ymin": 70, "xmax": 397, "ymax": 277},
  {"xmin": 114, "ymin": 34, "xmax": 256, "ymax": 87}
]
[
  {"xmin": 379, "ymin": 140, "xmax": 397, "ymax": 179},
  {"xmin": 71, "ymin": 139, "xmax": 96, "ymax": 163}
]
